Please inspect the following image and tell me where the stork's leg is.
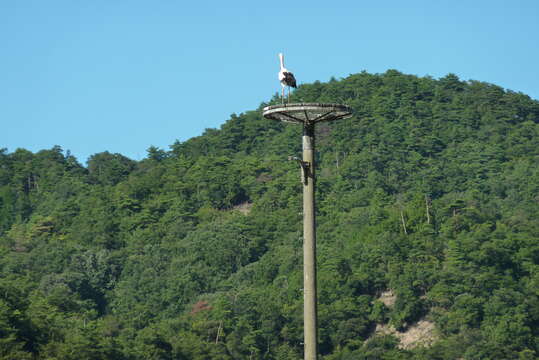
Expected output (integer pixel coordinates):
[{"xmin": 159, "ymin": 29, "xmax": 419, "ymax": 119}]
[{"xmin": 281, "ymin": 86, "xmax": 284, "ymax": 104}]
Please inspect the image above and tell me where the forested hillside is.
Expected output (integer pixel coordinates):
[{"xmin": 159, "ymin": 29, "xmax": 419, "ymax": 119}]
[{"xmin": 1, "ymin": 70, "xmax": 539, "ymax": 359}]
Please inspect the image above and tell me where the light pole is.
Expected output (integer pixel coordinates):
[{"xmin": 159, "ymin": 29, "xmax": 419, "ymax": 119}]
[{"xmin": 263, "ymin": 103, "xmax": 353, "ymax": 360}]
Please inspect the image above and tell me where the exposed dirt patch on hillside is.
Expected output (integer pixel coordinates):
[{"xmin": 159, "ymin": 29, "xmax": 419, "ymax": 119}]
[
  {"xmin": 375, "ymin": 319, "xmax": 437, "ymax": 349},
  {"xmin": 233, "ymin": 202, "xmax": 253, "ymax": 215},
  {"xmin": 378, "ymin": 290, "xmax": 396, "ymax": 308}
]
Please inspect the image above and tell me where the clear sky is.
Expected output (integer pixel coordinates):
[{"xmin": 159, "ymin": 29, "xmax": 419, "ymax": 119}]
[{"xmin": 2, "ymin": 0, "xmax": 538, "ymax": 164}]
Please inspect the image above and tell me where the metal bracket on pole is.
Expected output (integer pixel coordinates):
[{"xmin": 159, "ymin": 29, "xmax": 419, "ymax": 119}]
[{"xmin": 288, "ymin": 156, "xmax": 311, "ymax": 185}]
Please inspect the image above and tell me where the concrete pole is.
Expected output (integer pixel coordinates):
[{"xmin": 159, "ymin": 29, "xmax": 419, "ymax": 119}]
[{"xmin": 302, "ymin": 122, "xmax": 317, "ymax": 360}]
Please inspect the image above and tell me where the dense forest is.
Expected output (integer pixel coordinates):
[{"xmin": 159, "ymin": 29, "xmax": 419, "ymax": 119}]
[{"xmin": 1, "ymin": 70, "xmax": 539, "ymax": 359}]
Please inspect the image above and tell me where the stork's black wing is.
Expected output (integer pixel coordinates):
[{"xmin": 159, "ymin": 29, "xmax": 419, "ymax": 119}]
[{"xmin": 283, "ymin": 72, "xmax": 297, "ymax": 88}]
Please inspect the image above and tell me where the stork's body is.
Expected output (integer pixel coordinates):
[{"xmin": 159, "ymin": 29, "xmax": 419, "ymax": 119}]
[{"xmin": 278, "ymin": 53, "xmax": 296, "ymax": 102}]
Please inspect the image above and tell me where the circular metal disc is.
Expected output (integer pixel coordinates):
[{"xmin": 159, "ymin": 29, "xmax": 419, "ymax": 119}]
[{"xmin": 262, "ymin": 103, "xmax": 353, "ymax": 124}]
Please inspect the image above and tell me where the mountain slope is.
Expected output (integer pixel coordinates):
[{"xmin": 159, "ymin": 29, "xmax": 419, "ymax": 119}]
[{"xmin": 1, "ymin": 70, "xmax": 539, "ymax": 359}]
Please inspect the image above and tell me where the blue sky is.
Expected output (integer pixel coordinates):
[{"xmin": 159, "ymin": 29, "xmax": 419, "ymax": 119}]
[{"xmin": 2, "ymin": 1, "xmax": 538, "ymax": 164}]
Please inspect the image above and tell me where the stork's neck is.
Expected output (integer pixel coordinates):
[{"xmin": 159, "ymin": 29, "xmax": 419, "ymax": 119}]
[{"xmin": 279, "ymin": 53, "xmax": 285, "ymax": 70}]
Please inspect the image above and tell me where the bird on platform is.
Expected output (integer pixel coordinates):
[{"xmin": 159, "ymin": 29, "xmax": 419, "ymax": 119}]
[{"xmin": 278, "ymin": 53, "xmax": 297, "ymax": 103}]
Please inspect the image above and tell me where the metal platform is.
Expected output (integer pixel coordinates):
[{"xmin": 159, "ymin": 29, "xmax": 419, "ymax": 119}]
[{"xmin": 262, "ymin": 103, "xmax": 353, "ymax": 124}]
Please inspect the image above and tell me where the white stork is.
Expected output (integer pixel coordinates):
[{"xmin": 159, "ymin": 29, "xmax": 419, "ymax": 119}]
[{"xmin": 278, "ymin": 53, "xmax": 297, "ymax": 103}]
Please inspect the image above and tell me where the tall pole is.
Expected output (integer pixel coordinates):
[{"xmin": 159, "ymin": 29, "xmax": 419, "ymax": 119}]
[
  {"xmin": 303, "ymin": 122, "xmax": 317, "ymax": 360},
  {"xmin": 262, "ymin": 103, "xmax": 352, "ymax": 360}
]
